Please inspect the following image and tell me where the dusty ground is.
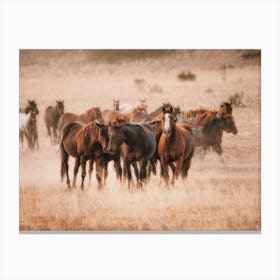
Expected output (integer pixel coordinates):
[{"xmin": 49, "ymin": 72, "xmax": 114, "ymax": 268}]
[{"xmin": 19, "ymin": 50, "xmax": 261, "ymax": 231}]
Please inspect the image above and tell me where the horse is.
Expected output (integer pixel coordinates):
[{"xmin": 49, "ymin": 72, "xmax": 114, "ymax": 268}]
[
  {"xmin": 19, "ymin": 110, "xmax": 37, "ymax": 150},
  {"xmin": 44, "ymin": 100, "xmax": 64, "ymax": 144},
  {"xmin": 113, "ymin": 99, "xmax": 120, "ymax": 111},
  {"xmin": 158, "ymin": 106, "xmax": 194, "ymax": 186},
  {"xmin": 107, "ymin": 118, "xmax": 156, "ymax": 188},
  {"xmin": 184, "ymin": 101, "xmax": 233, "ymax": 121},
  {"xmin": 20, "ymin": 100, "xmax": 39, "ymax": 149},
  {"xmin": 103, "ymin": 106, "xmax": 147, "ymax": 125},
  {"xmin": 191, "ymin": 113, "xmax": 238, "ymax": 162},
  {"xmin": 60, "ymin": 121, "xmax": 109, "ymax": 190},
  {"xmin": 132, "ymin": 103, "xmax": 181, "ymax": 123},
  {"xmin": 119, "ymin": 98, "xmax": 148, "ymax": 113},
  {"xmin": 57, "ymin": 107, "xmax": 104, "ymax": 133},
  {"xmin": 20, "ymin": 99, "xmax": 39, "ymax": 115}
]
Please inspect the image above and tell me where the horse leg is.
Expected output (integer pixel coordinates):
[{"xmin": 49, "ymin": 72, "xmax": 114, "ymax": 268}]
[
  {"xmin": 132, "ymin": 161, "xmax": 140, "ymax": 186},
  {"xmin": 53, "ymin": 127, "xmax": 58, "ymax": 144},
  {"xmin": 160, "ymin": 159, "xmax": 169, "ymax": 187},
  {"xmin": 113, "ymin": 157, "xmax": 122, "ymax": 181},
  {"xmin": 35, "ymin": 130, "xmax": 39, "ymax": 149},
  {"xmin": 50, "ymin": 127, "xmax": 56, "ymax": 144},
  {"xmin": 124, "ymin": 160, "xmax": 132, "ymax": 190},
  {"xmin": 46, "ymin": 125, "xmax": 52, "ymax": 143},
  {"xmin": 213, "ymin": 144, "xmax": 225, "ymax": 165},
  {"xmin": 139, "ymin": 158, "xmax": 149, "ymax": 186},
  {"xmin": 80, "ymin": 156, "xmax": 87, "ymax": 191},
  {"xmin": 88, "ymin": 159, "xmax": 94, "ymax": 185},
  {"xmin": 19, "ymin": 131, "xmax": 24, "ymax": 148},
  {"xmin": 62, "ymin": 151, "xmax": 71, "ymax": 190},
  {"xmin": 171, "ymin": 159, "xmax": 183, "ymax": 186},
  {"xmin": 72, "ymin": 157, "xmax": 80, "ymax": 189},
  {"xmin": 182, "ymin": 149, "xmax": 194, "ymax": 180},
  {"xmin": 24, "ymin": 132, "xmax": 33, "ymax": 151},
  {"xmin": 95, "ymin": 157, "xmax": 104, "ymax": 190},
  {"xmin": 169, "ymin": 162, "xmax": 176, "ymax": 175},
  {"xmin": 102, "ymin": 159, "xmax": 109, "ymax": 187}
]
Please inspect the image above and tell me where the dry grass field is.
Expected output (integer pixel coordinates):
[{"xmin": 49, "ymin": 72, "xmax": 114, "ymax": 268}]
[{"xmin": 19, "ymin": 50, "xmax": 261, "ymax": 231}]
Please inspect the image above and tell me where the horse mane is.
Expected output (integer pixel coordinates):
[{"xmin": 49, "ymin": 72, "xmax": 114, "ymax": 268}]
[{"xmin": 196, "ymin": 111, "xmax": 216, "ymax": 126}]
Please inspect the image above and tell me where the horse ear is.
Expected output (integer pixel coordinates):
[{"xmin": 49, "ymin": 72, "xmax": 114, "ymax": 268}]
[
  {"xmin": 170, "ymin": 106, "xmax": 173, "ymax": 113},
  {"xmin": 162, "ymin": 106, "xmax": 166, "ymax": 112}
]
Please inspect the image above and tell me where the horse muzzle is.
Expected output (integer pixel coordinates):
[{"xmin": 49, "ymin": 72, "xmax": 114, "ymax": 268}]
[{"xmin": 163, "ymin": 130, "xmax": 171, "ymax": 138}]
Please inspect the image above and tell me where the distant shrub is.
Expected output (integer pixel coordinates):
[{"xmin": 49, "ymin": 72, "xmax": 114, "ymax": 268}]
[
  {"xmin": 241, "ymin": 50, "xmax": 261, "ymax": 59},
  {"xmin": 148, "ymin": 83, "xmax": 163, "ymax": 93},
  {"xmin": 134, "ymin": 78, "xmax": 146, "ymax": 90},
  {"xmin": 205, "ymin": 87, "xmax": 214, "ymax": 93},
  {"xmin": 177, "ymin": 71, "xmax": 196, "ymax": 81}
]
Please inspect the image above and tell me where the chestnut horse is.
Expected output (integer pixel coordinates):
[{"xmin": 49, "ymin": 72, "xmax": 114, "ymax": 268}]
[
  {"xmin": 60, "ymin": 121, "xmax": 108, "ymax": 190},
  {"xmin": 58, "ymin": 107, "xmax": 104, "ymax": 133},
  {"xmin": 44, "ymin": 100, "xmax": 64, "ymax": 144},
  {"xmin": 107, "ymin": 119, "xmax": 156, "ymax": 188},
  {"xmin": 103, "ymin": 106, "xmax": 147, "ymax": 125},
  {"xmin": 158, "ymin": 106, "xmax": 194, "ymax": 186}
]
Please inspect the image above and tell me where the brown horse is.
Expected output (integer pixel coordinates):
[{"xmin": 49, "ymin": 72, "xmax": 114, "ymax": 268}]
[
  {"xmin": 192, "ymin": 113, "xmax": 238, "ymax": 162},
  {"xmin": 103, "ymin": 106, "xmax": 147, "ymax": 125},
  {"xmin": 158, "ymin": 106, "xmax": 194, "ymax": 186},
  {"xmin": 60, "ymin": 121, "xmax": 108, "ymax": 190},
  {"xmin": 58, "ymin": 107, "xmax": 104, "ymax": 133},
  {"xmin": 44, "ymin": 100, "xmax": 64, "ymax": 144},
  {"xmin": 107, "ymin": 119, "xmax": 156, "ymax": 188}
]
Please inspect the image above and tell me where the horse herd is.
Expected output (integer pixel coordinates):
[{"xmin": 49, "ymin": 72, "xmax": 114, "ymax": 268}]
[{"xmin": 19, "ymin": 98, "xmax": 238, "ymax": 190}]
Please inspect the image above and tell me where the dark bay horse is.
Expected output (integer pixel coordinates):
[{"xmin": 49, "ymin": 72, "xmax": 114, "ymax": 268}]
[
  {"xmin": 58, "ymin": 107, "xmax": 104, "ymax": 133},
  {"xmin": 158, "ymin": 106, "xmax": 194, "ymax": 186},
  {"xmin": 44, "ymin": 100, "xmax": 64, "ymax": 144},
  {"xmin": 60, "ymin": 121, "xmax": 108, "ymax": 190},
  {"xmin": 107, "ymin": 119, "xmax": 156, "ymax": 188},
  {"xmin": 191, "ymin": 113, "xmax": 238, "ymax": 162}
]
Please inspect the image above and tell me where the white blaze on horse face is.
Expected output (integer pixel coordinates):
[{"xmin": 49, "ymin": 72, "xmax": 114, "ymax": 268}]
[{"xmin": 164, "ymin": 113, "xmax": 170, "ymax": 132}]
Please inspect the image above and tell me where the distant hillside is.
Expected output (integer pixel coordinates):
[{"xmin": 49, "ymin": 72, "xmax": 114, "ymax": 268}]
[{"xmin": 19, "ymin": 49, "xmax": 260, "ymax": 71}]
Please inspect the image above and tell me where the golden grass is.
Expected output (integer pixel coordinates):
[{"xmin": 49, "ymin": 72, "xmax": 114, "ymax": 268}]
[{"xmin": 19, "ymin": 50, "xmax": 261, "ymax": 231}]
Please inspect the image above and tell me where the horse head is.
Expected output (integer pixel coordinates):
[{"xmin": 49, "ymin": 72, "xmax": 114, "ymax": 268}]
[
  {"xmin": 107, "ymin": 117, "xmax": 126, "ymax": 155},
  {"xmin": 95, "ymin": 121, "xmax": 109, "ymax": 152},
  {"xmin": 89, "ymin": 107, "xmax": 104, "ymax": 124},
  {"xmin": 221, "ymin": 114, "xmax": 238, "ymax": 135},
  {"xmin": 161, "ymin": 106, "xmax": 177, "ymax": 138},
  {"xmin": 113, "ymin": 99, "xmax": 120, "ymax": 111},
  {"xmin": 218, "ymin": 102, "xmax": 233, "ymax": 116},
  {"xmin": 56, "ymin": 100, "xmax": 64, "ymax": 116},
  {"xmin": 26, "ymin": 99, "xmax": 39, "ymax": 115}
]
